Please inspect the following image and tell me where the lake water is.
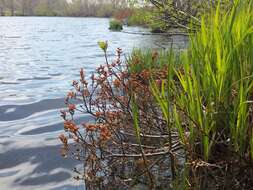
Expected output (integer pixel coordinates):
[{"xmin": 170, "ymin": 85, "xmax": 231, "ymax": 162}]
[{"xmin": 0, "ymin": 17, "xmax": 188, "ymax": 190}]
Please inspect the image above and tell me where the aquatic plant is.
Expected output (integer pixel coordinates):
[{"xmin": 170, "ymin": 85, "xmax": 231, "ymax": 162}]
[
  {"xmin": 151, "ymin": 0, "xmax": 253, "ymax": 188},
  {"xmin": 109, "ymin": 19, "xmax": 123, "ymax": 31}
]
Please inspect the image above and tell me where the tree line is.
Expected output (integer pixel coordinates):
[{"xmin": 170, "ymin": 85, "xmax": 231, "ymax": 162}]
[{"xmin": 0, "ymin": 0, "xmax": 128, "ymax": 17}]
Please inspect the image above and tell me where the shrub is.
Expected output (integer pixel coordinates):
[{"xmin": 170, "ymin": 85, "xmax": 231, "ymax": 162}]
[
  {"xmin": 127, "ymin": 8, "xmax": 151, "ymax": 27},
  {"xmin": 113, "ymin": 8, "xmax": 133, "ymax": 22},
  {"xmin": 109, "ymin": 19, "xmax": 123, "ymax": 31},
  {"xmin": 127, "ymin": 8, "xmax": 167, "ymax": 33},
  {"xmin": 60, "ymin": 45, "xmax": 176, "ymax": 189}
]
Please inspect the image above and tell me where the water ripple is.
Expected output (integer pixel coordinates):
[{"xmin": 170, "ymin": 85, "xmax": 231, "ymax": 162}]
[
  {"xmin": 0, "ymin": 98, "xmax": 65, "ymax": 121},
  {"xmin": 0, "ymin": 17, "xmax": 188, "ymax": 190}
]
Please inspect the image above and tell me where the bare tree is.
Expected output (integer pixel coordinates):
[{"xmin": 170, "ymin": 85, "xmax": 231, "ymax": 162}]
[
  {"xmin": 10, "ymin": 0, "xmax": 14, "ymax": 16},
  {"xmin": 0, "ymin": 0, "xmax": 5, "ymax": 16},
  {"xmin": 145, "ymin": 0, "xmax": 234, "ymax": 31},
  {"xmin": 0, "ymin": 0, "xmax": 129, "ymax": 17}
]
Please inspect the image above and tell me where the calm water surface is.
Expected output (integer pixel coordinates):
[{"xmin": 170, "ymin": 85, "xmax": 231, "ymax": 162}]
[{"xmin": 0, "ymin": 17, "xmax": 187, "ymax": 190}]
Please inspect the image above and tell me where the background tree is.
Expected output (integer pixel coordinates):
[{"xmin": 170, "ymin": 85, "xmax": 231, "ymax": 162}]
[
  {"xmin": 0, "ymin": 0, "xmax": 5, "ymax": 16},
  {"xmin": 138, "ymin": 0, "xmax": 234, "ymax": 31},
  {"xmin": 0, "ymin": 0, "xmax": 129, "ymax": 17}
]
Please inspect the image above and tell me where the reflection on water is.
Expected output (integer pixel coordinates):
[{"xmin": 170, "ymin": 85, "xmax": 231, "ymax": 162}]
[{"xmin": 0, "ymin": 17, "xmax": 188, "ymax": 189}]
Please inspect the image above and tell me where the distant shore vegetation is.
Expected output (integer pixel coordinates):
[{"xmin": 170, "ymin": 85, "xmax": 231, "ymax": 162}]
[
  {"xmin": 0, "ymin": 0, "xmax": 128, "ymax": 17},
  {"xmin": 0, "ymin": 0, "xmax": 236, "ymax": 34}
]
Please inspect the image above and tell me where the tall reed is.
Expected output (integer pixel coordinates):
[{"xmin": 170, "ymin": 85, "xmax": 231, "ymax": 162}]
[{"xmin": 150, "ymin": 0, "xmax": 253, "ymax": 188}]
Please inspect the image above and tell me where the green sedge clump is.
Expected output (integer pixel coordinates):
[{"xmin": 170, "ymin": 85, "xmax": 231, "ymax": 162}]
[{"xmin": 109, "ymin": 19, "xmax": 123, "ymax": 31}]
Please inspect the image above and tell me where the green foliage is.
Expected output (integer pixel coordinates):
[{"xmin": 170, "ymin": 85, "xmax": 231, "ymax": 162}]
[
  {"xmin": 109, "ymin": 19, "xmax": 123, "ymax": 31},
  {"xmin": 3, "ymin": 10, "xmax": 12, "ymax": 16},
  {"xmin": 182, "ymin": 0, "xmax": 253, "ymax": 160},
  {"xmin": 127, "ymin": 49, "xmax": 177, "ymax": 73},
  {"xmin": 131, "ymin": 0, "xmax": 253, "ymax": 187},
  {"xmin": 150, "ymin": 0, "xmax": 253, "ymax": 161},
  {"xmin": 127, "ymin": 8, "xmax": 151, "ymax": 26},
  {"xmin": 127, "ymin": 8, "xmax": 167, "ymax": 33},
  {"xmin": 133, "ymin": 0, "xmax": 235, "ymax": 31},
  {"xmin": 34, "ymin": 2, "xmax": 56, "ymax": 16},
  {"xmin": 132, "ymin": 95, "xmax": 141, "ymax": 143}
]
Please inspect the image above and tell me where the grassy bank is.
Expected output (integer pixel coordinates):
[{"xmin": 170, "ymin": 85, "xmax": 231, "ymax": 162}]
[{"xmin": 60, "ymin": 0, "xmax": 253, "ymax": 189}]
